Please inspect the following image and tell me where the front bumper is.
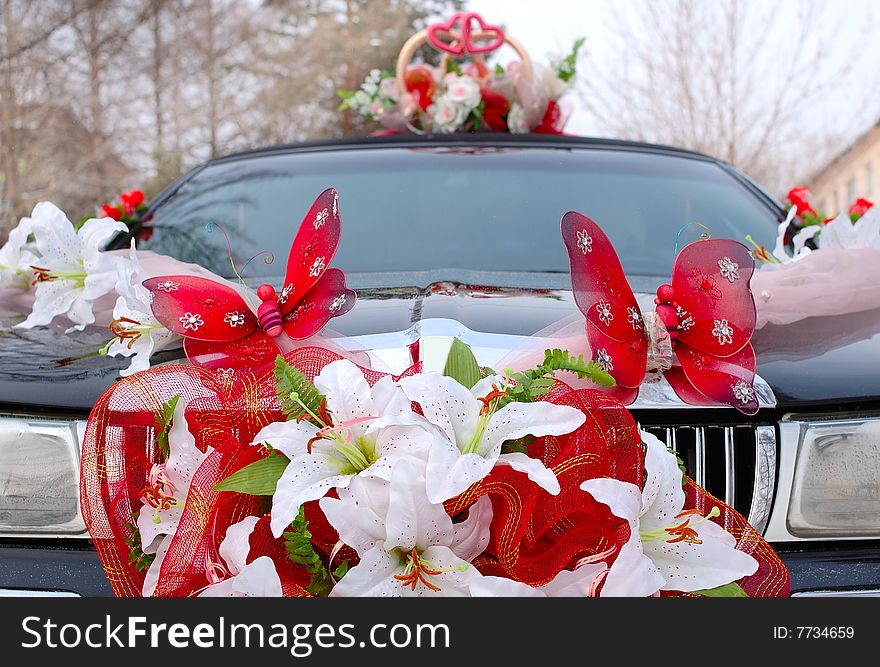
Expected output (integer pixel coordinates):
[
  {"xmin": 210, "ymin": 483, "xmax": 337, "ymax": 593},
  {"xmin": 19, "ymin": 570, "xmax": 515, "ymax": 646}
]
[{"xmin": 1, "ymin": 540, "xmax": 878, "ymax": 597}]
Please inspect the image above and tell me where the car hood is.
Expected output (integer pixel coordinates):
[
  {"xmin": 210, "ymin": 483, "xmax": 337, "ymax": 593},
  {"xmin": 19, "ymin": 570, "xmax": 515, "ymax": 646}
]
[{"xmin": 1, "ymin": 282, "xmax": 878, "ymax": 413}]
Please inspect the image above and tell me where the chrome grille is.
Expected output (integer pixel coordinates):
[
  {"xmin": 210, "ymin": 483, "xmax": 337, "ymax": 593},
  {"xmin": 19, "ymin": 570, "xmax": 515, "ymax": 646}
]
[{"xmin": 641, "ymin": 424, "xmax": 777, "ymax": 534}]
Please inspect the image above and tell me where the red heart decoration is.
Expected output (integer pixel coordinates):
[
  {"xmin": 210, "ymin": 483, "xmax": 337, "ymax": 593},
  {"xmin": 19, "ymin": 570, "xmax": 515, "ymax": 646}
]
[
  {"xmin": 426, "ymin": 11, "xmax": 467, "ymax": 56},
  {"xmin": 461, "ymin": 13, "xmax": 505, "ymax": 55}
]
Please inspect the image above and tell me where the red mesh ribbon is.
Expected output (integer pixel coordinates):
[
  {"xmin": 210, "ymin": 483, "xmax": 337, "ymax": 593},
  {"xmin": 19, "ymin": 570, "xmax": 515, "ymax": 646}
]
[{"xmin": 81, "ymin": 347, "xmax": 788, "ymax": 597}]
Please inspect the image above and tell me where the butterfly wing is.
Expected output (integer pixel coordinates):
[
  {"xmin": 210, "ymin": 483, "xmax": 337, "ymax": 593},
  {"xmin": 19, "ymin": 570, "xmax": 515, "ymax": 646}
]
[
  {"xmin": 670, "ymin": 238, "xmax": 756, "ymax": 357},
  {"xmin": 283, "ymin": 268, "xmax": 356, "ymax": 339},
  {"xmin": 665, "ymin": 342, "xmax": 759, "ymax": 415},
  {"xmin": 277, "ymin": 188, "xmax": 342, "ymax": 317},
  {"xmin": 143, "ymin": 275, "xmax": 258, "ymax": 341},
  {"xmin": 561, "ymin": 212, "xmax": 648, "ymax": 391},
  {"xmin": 144, "ymin": 275, "xmax": 279, "ymax": 372}
]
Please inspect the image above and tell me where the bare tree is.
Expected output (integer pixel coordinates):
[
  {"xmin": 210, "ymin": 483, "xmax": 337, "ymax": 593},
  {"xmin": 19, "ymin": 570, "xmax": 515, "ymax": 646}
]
[{"xmin": 581, "ymin": 0, "xmax": 878, "ymax": 195}]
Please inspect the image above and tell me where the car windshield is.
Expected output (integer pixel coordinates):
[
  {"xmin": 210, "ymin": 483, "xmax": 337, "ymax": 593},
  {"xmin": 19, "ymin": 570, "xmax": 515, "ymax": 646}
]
[{"xmin": 136, "ymin": 142, "xmax": 780, "ymax": 281}]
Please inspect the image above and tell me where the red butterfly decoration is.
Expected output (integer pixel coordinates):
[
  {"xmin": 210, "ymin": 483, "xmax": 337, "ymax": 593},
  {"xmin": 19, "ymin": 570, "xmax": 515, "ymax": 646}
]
[
  {"xmin": 143, "ymin": 188, "xmax": 355, "ymax": 374},
  {"xmin": 561, "ymin": 211, "xmax": 759, "ymax": 415}
]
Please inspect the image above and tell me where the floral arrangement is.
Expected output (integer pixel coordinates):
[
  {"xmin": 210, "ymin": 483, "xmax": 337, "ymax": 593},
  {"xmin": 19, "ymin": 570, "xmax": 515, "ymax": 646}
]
[
  {"xmin": 339, "ymin": 12, "xmax": 582, "ymax": 135},
  {"xmin": 747, "ymin": 186, "xmax": 880, "ymax": 266},
  {"xmin": 81, "ymin": 344, "xmax": 787, "ymax": 597},
  {"xmin": 78, "ymin": 188, "xmax": 148, "ymax": 230},
  {"xmin": 2, "ymin": 184, "xmax": 789, "ymax": 597}
]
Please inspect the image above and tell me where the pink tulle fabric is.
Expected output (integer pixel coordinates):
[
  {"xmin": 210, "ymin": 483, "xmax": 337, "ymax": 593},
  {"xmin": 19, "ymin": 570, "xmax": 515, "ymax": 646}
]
[{"xmin": 752, "ymin": 248, "xmax": 880, "ymax": 328}]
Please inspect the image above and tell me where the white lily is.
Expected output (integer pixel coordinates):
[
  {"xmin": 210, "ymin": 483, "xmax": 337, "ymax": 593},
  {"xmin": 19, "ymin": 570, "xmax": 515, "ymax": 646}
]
[
  {"xmin": 136, "ymin": 396, "xmax": 211, "ymax": 554},
  {"xmin": 319, "ymin": 462, "xmax": 500, "ymax": 597},
  {"xmin": 0, "ymin": 213, "xmax": 36, "ymax": 288},
  {"xmin": 257, "ymin": 359, "xmax": 437, "ymax": 537},
  {"xmin": 818, "ymin": 208, "xmax": 880, "ymax": 250},
  {"xmin": 104, "ymin": 242, "xmax": 174, "ymax": 376},
  {"xmin": 749, "ymin": 206, "xmax": 820, "ymax": 268},
  {"xmin": 16, "ymin": 202, "xmax": 127, "ymax": 331},
  {"xmin": 469, "ymin": 560, "xmax": 610, "ymax": 597},
  {"xmin": 199, "ymin": 516, "xmax": 283, "ymax": 597},
  {"xmin": 397, "ymin": 373, "xmax": 586, "ymax": 503},
  {"xmin": 580, "ymin": 431, "xmax": 757, "ymax": 595}
]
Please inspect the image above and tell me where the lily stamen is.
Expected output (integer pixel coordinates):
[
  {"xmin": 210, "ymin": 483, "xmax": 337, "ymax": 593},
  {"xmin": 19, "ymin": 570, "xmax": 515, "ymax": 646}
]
[
  {"xmin": 477, "ymin": 384, "xmax": 507, "ymax": 415},
  {"xmin": 109, "ymin": 316, "xmax": 144, "ymax": 348},
  {"xmin": 664, "ymin": 506, "xmax": 721, "ymax": 545},
  {"xmin": 140, "ymin": 463, "xmax": 176, "ymax": 511},
  {"xmin": 394, "ymin": 548, "xmax": 444, "ymax": 592}
]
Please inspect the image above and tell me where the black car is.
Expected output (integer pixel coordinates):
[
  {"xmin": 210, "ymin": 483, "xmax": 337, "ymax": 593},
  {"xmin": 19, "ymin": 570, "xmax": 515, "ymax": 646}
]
[{"xmin": 1, "ymin": 134, "xmax": 878, "ymax": 596}]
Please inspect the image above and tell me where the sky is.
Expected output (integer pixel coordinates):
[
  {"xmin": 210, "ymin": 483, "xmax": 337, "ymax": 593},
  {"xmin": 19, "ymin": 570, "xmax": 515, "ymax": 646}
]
[{"xmin": 468, "ymin": 0, "xmax": 880, "ymax": 145}]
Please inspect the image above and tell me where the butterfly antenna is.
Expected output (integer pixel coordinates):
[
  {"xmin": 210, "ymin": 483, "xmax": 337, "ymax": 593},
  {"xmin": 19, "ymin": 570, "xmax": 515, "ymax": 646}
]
[
  {"xmin": 673, "ymin": 222, "xmax": 712, "ymax": 256},
  {"xmin": 239, "ymin": 250, "xmax": 275, "ymax": 275},
  {"xmin": 205, "ymin": 221, "xmax": 257, "ymax": 310}
]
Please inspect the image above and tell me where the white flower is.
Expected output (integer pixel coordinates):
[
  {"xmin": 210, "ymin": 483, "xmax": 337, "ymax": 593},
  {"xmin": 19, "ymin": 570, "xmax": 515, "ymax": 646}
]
[
  {"xmin": 469, "ymin": 562, "xmax": 609, "ymax": 597},
  {"xmin": 198, "ymin": 517, "xmax": 283, "ymax": 597},
  {"xmin": 136, "ymin": 396, "xmax": 212, "ymax": 555},
  {"xmin": 0, "ymin": 213, "xmax": 36, "ymax": 288},
  {"xmin": 507, "ymin": 102, "xmax": 530, "ymax": 134},
  {"xmin": 430, "ymin": 96, "xmax": 467, "ymax": 133},
  {"xmin": 443, "ymin": 73, "xmax": 481, "ymax": 109},
  {"xmin": 397, "ymin": 373, "xmax": 586, "ymax": 503},
  {"xmin": 320, "ymin": 463, "xmax": 501, "ymax": 597},
  {"xmin": 818, "ymin": 208, "xmax": 880, "ymax": 250},
  {"xmin": 104, "ymin": 242, "xmax": 174, "ymax": 376},
  {"xmin": 379, "ymin": 77, "xmax": 400, "ymax": 102},
  {"xmin": 538, "ymin": 63, "xmax": 569, "ymax": 100},
  {"xmin": 16, "ymin": 203, "xmax": 126, "ymax": 331},
  {"xmin": 751, "ymin": 206, "xmax": 820, "ymax": 268},
  {"xmin": 256, "ymin": 359, "xmax": 437, "ymax": 537},
  {"xmin": 580, "ymin": 431, "xmax": 758, "ymax": 595}
]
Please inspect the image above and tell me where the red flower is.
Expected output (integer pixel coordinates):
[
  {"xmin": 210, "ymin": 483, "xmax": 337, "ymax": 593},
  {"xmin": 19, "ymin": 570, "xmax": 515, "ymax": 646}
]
[
  {"xmin": 786, "ymin": 186, "xmax": 817, "ymax": 218},
  {"xmin": 532, "ymin": 101, "xmax": 566, "ymax": 135},
  {"xmin": 481, "ymin": 89, "xmax": 510, "ymax": 131},
  {"xmin": 101, "ymin": 203, "xmax": 122, "ymax": 221},
  {"xmin": 120, "ymin": 189, "xmax": 145, "ymax": 217},
  {"xmin": 849, "ymin": 197, "xmax": 874, "ymax": 219},
  {"xmin": 404, "ymin": 66, "xmax": 435, "ymax": 112}
]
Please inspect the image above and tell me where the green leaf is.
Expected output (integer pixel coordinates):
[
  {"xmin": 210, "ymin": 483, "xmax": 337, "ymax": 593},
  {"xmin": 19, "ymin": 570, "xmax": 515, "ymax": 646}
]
[
  {"xmin": 123, "ymin": 519, "xmax": 156, "ymax": 573},
  {"xmin": 557, "ymin": 36, "xmax": 586, "ymax": 82},
  {"xmin": 155, "ymin": 395, "xmax": 180, "ymax": 460},
  {"xmin": 284, "ymin": 507, "xmax": 337, "ymax": 597},
  {"xmin": 543, "ymin": 348, "xmax": 615, "ymax": 386},
  {"xmin": 443, "ymin": 338, "xmax": 482, "ymax": 389},
  {"xmin": 494, "ymin": 63, "xmax": 505, "ymax": 76},
  {"xmin": 275, "ymin": 355, "xmax": 324, "ymax": 424},
  {"xmin": 472, "ymin": 100, "xmax": 485, "ymax": 131},
  {"xmin": 213, "ymin": 455, "xmax": 288, "ymax": 495},
  {"xmin": 692, "ymin": 582, "xmax": 748, "ymax": 597}
]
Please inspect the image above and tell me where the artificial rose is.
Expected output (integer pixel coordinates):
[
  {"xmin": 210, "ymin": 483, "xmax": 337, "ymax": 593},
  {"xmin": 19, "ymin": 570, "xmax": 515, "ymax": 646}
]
[
  {"xmin": 849, "ymin": 197, "xmax": 874, "ymax": 220},
  {"xmin": 481, "ymin": 89, "xmax": 510, "ymax": 131},
  {"xmin": 120, "ymin": 189, "xmax": 145, "ymax": 216},
  {"xmin": 786, "ymin": 186, "xmax": 817, "ymax": 218},
  {"xmin": 102, "ymin": 203, "xmax": 123, "ymax": 221},
  {"xmin": 443, "ymin": 73, "xmax": 481, "ymax": 109},
  {"xmin": 430, "ymin": 97, "xmax": 466, "ymax": 133},
  {"xmin": 404, "ymin": 66, "xmax": 436, "ymax": 112}
]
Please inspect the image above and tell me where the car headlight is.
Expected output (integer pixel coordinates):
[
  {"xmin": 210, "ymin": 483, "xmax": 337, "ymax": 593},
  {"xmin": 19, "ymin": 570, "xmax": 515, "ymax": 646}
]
[
  {"xmin": 0, "ymin": 415, "xmax": 86, "ymax": 536},
  {"xmin": 787, "ymin": 416, "xmax": 880, "ymax": 537}
]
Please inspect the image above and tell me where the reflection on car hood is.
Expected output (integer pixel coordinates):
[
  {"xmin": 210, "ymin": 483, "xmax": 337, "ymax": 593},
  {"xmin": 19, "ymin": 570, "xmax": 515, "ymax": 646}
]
[{"xmin": 1, "ymin": 283, "xmax": 878, "ymax": 413}]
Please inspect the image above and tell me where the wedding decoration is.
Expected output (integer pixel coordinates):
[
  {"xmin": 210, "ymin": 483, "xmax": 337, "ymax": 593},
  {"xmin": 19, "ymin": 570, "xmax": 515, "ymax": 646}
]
[
  {"xmin": 560, "ymin": 212, "xmax": 760, "ymax": 414},
  {"xmin": 71, "ymin": 195, "xmax": 788, "ymax": 597},
  {"xmin": 339, "ymin": 11, "xmax": 582, "ymax": 135},
  {"xmin": 745, "ymin": 188, "xmax": 880, "ymax": 327},
  {"xmin": 80, "ymin": 188, "xmax": 148, "ymax": 230},
  {"xmin": 80, "ymin": 343, "xmax": 787, "ymax": 598},
  {"xmin": 0, "ymin": 167, "xmax": 788, "ymax": 597}
]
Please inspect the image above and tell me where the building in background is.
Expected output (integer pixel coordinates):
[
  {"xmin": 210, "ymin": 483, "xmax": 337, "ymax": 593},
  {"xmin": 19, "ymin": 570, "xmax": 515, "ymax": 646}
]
[{"xmin": 808, "ymin": 120, "xmax": 879, "ymax": 215}]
